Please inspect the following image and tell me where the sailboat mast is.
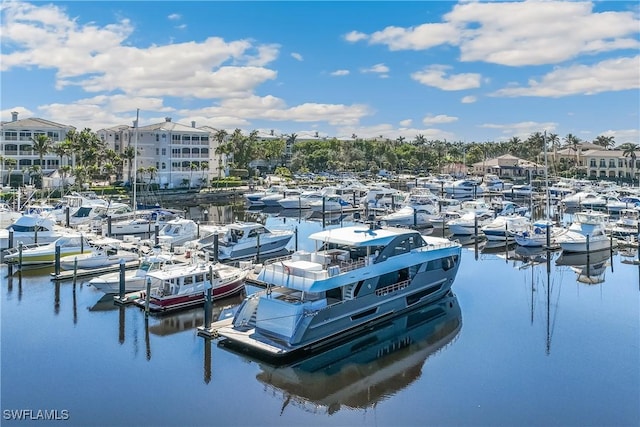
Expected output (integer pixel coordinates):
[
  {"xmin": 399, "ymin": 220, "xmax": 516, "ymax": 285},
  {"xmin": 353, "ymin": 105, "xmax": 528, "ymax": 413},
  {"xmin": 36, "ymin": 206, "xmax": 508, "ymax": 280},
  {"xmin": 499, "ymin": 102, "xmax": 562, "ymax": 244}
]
[
  {"xmin": 132, "ymin": 108, "xmax": 139, "ymax": 210},
  {"xmin": 544, "ymin": 131, "xmax": 550, "ymax": 221}
]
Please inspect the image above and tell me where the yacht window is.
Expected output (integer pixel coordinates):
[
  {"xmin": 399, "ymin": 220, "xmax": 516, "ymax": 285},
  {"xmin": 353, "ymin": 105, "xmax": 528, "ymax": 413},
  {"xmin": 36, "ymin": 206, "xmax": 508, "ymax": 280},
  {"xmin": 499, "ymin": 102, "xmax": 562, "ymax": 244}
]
[
  {"xmin": 195, "ymin": 274, "xmax": 204, "ymax": 283},
  {"xmin": 184, "ymin": 276, "xmax": 193, "ymax": 285}
]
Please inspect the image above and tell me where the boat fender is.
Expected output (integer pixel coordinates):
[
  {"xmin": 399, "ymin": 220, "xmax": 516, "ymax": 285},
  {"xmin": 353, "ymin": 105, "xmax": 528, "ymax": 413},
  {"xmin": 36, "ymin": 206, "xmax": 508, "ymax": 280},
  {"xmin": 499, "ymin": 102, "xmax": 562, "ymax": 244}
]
[{"xmin": 284, "ymin": 265, "xmax": 291, "ymax": 275}]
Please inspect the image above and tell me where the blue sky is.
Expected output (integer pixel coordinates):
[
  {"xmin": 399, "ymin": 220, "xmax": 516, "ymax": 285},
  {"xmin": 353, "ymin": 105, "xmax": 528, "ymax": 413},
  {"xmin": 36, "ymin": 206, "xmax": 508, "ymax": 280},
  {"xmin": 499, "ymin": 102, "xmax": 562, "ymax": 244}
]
[{"xmin": 1, "ymin": 0, "xmax": 639, "ymax": 145}]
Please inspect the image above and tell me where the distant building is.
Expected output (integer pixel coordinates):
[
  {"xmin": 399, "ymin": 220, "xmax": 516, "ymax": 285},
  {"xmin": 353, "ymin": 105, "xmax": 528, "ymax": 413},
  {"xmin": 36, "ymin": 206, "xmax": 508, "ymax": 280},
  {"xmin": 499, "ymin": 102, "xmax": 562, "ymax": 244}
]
[
  {"xmin": 0, "ymin": 111, "xmax": 75, "ymax": 185},
  {"xmin": 98, "ymin": 117, "xmax": 223, "ymax": 189},
  {"xmin": 471, "ymin": 154, "xmax": 544, "ymax": 179}
]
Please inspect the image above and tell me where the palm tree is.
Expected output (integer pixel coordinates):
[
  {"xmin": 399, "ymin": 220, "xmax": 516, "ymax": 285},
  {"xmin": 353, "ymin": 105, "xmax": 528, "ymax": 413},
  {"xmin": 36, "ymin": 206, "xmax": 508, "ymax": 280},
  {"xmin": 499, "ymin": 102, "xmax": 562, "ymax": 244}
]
[
  {"xmin": 4, "ymin": 158, "xmax": 17, "ymax": 187},
  {"xmin": 593, "ymin": 135, "xmax": 615, "ymax": 150},
  {"xmin": 122, "ymin": 146, "xmax": 137, "ymax": 185},
  {"xmin": 621, "ymin": 143, "xmax": 640, "ymax": 185},
  {"xmin": 27, "ymin": 165, "xmax": 42, "ymax": 187},
  {"xmin": 30, "ymin": 134, "xmax": 52, "ymax": 173},
  {"xmin": 52, "ymin": 141, "xmax": 72, "ymax": 169},
  {"xmin": 199, "ymin": 161, "xmax": 209, "ymax": 189},
  {"xmin": 189, "ymin": 162, "xmax": 199, "ymax": 188},
  {"xmin": 564, "ymin": 133, "xmax": 581, "ymax": 166},
  {"xmin": 547, "ymin": 133, "xmax": 560, "ymax": 175}
]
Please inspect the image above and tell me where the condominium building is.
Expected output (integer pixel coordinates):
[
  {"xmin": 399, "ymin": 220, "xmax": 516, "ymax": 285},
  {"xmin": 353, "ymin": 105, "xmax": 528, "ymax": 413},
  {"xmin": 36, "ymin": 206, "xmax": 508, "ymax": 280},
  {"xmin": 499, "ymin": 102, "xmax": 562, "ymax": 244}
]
[
  {"xmin": 0, "ymin": 111, "xmax": 75, "ymax": 186},
  {"xmin": 98, "ymin": 117, "xmax": 224, "ymax": 189}
]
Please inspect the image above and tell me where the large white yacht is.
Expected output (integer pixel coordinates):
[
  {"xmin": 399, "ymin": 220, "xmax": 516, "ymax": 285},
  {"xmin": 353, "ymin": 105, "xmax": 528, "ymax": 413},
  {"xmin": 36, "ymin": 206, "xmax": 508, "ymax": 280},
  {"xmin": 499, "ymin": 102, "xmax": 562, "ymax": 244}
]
[{"xmin": 213, "ymin": 224, "xmax": 462, "ymax": 361}]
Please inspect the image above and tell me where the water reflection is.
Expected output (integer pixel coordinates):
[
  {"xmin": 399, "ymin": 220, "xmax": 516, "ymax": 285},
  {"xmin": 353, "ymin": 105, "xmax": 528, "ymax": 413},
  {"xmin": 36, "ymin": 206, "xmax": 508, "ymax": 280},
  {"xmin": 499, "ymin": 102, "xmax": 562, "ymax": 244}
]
[
  {"xmin": 556, "ymin": 249, "xmax": 612, "ymax": 285},
  {"xmin": 247, "ymin": 292, "xmax": 461, "ymax": 415},
  {"xmin": 147, "ymin": 294, "xmax": 243, "ymax": 337}
]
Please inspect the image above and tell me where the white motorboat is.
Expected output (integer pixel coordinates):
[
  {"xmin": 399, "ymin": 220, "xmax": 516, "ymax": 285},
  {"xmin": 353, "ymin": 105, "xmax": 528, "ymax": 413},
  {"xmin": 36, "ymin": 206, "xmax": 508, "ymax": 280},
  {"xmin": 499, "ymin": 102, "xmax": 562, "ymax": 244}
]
[
  {"xmin": 0, "ymin": 202, "xmax": 21, "ymax": 228},
  {"xmin": 378, "ymin": 205, "xmax": 436, "ymax": 228},
  {"xmin": 88, "ymin": 250, "xmax": 181, "ymax": 293},
  {"xmin": 156, "ymin": 218, "xmax": 199, "ymax": 249},
  {"xmin": 213, "ymin": 224, "xmax": 462, "ymax": 360},
  {"xmin": 309, "ymin": 196, "xmax": 353, "ymax": 213},
  {"xmin": 101, "ymin": 208, "xmax": 181, "ymax": 237},
  {"xmin": 513, "ymin": 220, "xmax": 567, "ymax": 247},
  {"xmin": 203, "ymin": 221, "xmax": 294, "ymax": 261},
  {"xmin": 3, "ymin": 234, "xmax": 94, "ymax": 265},
  {"xmin": 278, "ymin": 191, "xmax": 325, "ymax": 209},
  {"xmin": 443, "ymin": 179, "xmax": 484, "ymax": 199},
  {"xmin": 49, "ymin": 192, "xmax": 109, "ymax": 223},
  {"xmin": 606, "ymin": 208, "xmax": 640, "ymax": 238},
  {"xmin": 556, "ymin": 211, "xmax": 612, "ymax": 253},
  {"xmin": 59, "ymin": 238, "xmax": 140, "ymax": 270},
  {"xmin": 131, "ymin": 260, "xmax": 248, "ymax": 312},
  {"xmin": 245, "ymin": 185, "xmax": 289, "ymax": 206},
  {"xmin": 447, "ymin": 211, "xmax": 495, "ymax": 236},
  {"xmin": 560, "ymin": 191, "xmax": 600, "ymax": 210},
  {"xmin": 0, "ymin": 214, "xmax": 65, "ymax": 250},
  {"xmin": 481, "ymin": 215, "xmax": 530, "ymax": 241}
]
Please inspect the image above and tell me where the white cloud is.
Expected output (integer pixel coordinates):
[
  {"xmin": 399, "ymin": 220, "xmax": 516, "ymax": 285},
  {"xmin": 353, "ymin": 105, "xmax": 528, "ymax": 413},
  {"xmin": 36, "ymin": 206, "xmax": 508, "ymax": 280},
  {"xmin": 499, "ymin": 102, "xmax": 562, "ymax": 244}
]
[
  {"xmin": 331, "ymin": 69, "xmax": 350, "ymax": 76},
  {"xmin": 361, "ymin": 63, "xmax": 389, "ymax": 74},
  {"xmin": 168, "ymin": 13, "xmax": 181, "ymax": 20},
  {"xmin": 461, "ymin": 96, "xmax": 477, "ymax": 104},
  {"xmin": 368, "ymin": 23, "xmax": 460, "ymax": 51},
  {"xmin": 343, "ymin": 30, "xmax": 367, "ymax": 42},
  {"xmin": 291, "ymin": 52, "xmax": 303, "ymax": 61},
  {"xmin": 175, "ymin": 24, "xmax": 187, "ymax": 30},
  {"xmin": 0, "ymin": 2, "xmax": 281, "ymax": 98},
  {"xmin": 399, "ymin": 119, "xmax": 412, "ymax": 127},
  {"xmin": 346, "ymin": 1, "xmax": 640, "ymax": 67},
  {"xmin": 411, "ymin": 65, "xmax": 481, "ymax": 90},
  {"xmin": 422, "ymin": 115, "xmax": 458, "ymax": 125},
  {"xmin": 480, "ymin": 120, "xmax": 559, "ymax": 140},
  {"xmin": 492, "ymin": 55, "xmax": 640, "ymax": 97}
]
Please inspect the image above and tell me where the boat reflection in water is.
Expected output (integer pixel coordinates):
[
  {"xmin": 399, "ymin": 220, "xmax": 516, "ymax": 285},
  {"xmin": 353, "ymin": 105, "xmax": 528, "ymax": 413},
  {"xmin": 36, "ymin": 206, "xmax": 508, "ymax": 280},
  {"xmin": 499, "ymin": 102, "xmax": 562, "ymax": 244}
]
[
  {"xmin": 148, "ymin": 294, "xmax": 243, "ymax": 336},
  {"xmin": 251, "ymin": 292, "xmax": 461, "ymax": 415},
  {"xmin": 555, "ymin": 249, "xmax": 612, "ymax": 285}
]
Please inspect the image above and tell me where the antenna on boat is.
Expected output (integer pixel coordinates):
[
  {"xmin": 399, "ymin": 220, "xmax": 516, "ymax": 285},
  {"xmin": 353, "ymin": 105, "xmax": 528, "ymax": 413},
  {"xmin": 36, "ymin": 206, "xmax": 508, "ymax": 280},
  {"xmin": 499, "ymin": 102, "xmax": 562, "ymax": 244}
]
[{"xmin": 132, "ymin": 108, "xmax": 139, "ymax": 211}]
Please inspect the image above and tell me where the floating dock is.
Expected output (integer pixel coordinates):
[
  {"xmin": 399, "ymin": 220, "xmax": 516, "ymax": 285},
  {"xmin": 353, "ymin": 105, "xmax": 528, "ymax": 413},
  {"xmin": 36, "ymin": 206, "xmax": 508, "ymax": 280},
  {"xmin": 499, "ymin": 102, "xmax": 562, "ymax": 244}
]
[{"xmin": 50, "ymin": 261, "xmax": 140, "ymax": 281}]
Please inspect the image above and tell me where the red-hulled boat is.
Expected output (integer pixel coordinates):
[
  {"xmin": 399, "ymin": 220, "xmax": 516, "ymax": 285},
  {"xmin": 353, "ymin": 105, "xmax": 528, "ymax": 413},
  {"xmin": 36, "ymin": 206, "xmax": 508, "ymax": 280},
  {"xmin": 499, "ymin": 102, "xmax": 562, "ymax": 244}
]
[{"xmin": 134, "ymin": 260, "xmax": 248, "ymax": 313}]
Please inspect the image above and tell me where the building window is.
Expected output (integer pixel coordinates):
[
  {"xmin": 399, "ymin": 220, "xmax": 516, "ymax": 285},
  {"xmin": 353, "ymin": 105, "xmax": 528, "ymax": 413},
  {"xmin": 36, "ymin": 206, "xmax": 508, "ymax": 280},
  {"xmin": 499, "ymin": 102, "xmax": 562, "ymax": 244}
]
[
  {"xmin": 599, "ymin": 159, "xmax": 605, "ymax": 167},
  {"xmin": 47, "ymin": 131, "xmax": 59, "ymax": 141},
  {"xmin": 162, "ymin": 162, "xmax": 166, "ymax": 170},
  {"xmin": 619, "ymin": 159, "xmax": 624, "ymax": 167},
  {"xmin": 609, "ymin": 159, "xmax": 615, "ymax": 168},
  {"xmin": 590, "ymin": 159, "xmax": 596, "ymax": 167},
  {"xmin": 4, "ymin": 131, "xmax": 17, "ymax": 140},
  {"xmin": 19, "ymin": 131, "xmax": 31, "ymax": 141},
  {"xmin": 161, "ymin": 148, "xmax": 166, "ymax": 155},
  {"xmin": 156, "ymin": 148, "xmax": 159, "ymax": 155}
]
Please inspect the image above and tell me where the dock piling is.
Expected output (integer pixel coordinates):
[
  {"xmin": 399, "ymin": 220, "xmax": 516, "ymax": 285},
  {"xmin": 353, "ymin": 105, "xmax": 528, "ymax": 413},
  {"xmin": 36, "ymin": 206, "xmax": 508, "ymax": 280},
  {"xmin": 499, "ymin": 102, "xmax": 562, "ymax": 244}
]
[
  {"xmin": 144, "ymin": 277, "xmax": 151, "ymax": 316},
  {"xmin": 55, "ymin": 245, "xmax": 61, "ymax": 276},
  {"xmin": 118, "ymin": 259, "xmax": 126, "ymax": 299},
  {"xmin": 213, "ymin": 233, "xmax": 219, "ymax": 262},
  {"xmin": 72, "ymin": 257, "xmax": 78, "ymax": 287}
]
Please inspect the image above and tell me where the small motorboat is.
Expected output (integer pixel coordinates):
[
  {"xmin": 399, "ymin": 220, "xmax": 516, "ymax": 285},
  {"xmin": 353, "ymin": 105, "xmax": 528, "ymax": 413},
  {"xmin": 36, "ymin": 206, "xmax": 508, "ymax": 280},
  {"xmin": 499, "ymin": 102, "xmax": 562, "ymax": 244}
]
[{"xmin": 59, "ymin": 238, "xmax": 140, "ymax": 270}]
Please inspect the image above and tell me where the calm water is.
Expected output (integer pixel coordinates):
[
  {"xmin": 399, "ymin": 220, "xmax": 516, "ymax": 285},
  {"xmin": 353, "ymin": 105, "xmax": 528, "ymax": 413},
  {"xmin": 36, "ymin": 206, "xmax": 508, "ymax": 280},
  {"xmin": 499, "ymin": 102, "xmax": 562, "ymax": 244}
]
[{"xmin": 1, "ymin": 205, "xmax": 639, "ymax": 427}]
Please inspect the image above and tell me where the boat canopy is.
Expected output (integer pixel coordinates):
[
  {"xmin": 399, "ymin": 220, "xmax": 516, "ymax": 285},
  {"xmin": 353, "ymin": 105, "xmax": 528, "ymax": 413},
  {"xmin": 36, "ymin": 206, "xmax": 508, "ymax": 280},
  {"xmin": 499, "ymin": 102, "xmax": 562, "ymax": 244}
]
[{"xmin": 308, "ymin": 226, "xmax": 412, "ymax": 248}]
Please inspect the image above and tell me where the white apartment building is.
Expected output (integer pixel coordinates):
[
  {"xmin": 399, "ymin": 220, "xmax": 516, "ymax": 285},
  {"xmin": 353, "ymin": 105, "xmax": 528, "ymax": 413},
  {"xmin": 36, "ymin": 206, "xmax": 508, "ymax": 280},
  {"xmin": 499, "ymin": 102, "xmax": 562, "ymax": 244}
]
[
  {"xmin": 0, "ymin": 112, "xmax": 75, "ymax": 186},
  {"xmin": 98, "ymin": 117, "xmax": 225, "ymax": 189}
]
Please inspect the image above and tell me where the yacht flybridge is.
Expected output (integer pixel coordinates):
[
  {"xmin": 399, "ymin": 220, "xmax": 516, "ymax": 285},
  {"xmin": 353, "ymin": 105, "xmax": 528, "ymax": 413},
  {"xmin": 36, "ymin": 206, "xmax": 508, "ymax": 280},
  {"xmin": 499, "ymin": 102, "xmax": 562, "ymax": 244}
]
[{"xmin": 215, "ymin": 224, "xmax": 462, "ymax": 361}]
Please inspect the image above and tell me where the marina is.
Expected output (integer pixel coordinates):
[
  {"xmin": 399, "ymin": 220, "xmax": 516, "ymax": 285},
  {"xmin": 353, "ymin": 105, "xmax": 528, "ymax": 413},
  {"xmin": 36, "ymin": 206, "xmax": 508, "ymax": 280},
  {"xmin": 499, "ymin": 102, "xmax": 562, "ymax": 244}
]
[{"xmin": 1, "ymin": 197, "xmax": 638, "ymax": 427}]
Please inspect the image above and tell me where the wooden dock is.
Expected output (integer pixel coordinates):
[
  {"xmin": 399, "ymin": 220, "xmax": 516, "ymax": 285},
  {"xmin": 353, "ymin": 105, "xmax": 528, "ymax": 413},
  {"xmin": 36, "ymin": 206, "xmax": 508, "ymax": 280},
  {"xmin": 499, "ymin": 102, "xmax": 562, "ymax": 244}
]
[{"xmin": 49, "ymin": 260, "xmax": 140, "ymax": 281}]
